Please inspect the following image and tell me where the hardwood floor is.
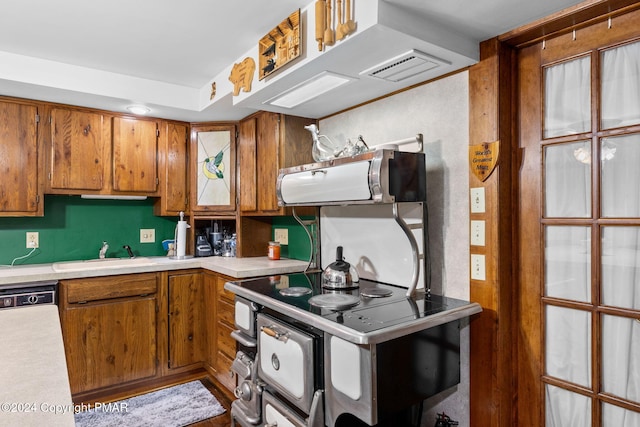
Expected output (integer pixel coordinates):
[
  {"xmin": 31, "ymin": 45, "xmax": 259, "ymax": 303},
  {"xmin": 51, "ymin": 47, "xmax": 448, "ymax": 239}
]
[{"xmin": 191, "ymin": 378, "xmax": 233, "ymax": 427}]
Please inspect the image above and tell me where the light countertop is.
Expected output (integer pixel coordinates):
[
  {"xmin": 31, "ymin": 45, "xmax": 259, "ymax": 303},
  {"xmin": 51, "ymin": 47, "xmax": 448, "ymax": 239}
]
[
  {"xmin": 0, "ymin": 256, "xmax": 310, "ymax": 285},
  {"xmin": 0, "ymin": 305, "xmax": 75, "ymax": 426}
]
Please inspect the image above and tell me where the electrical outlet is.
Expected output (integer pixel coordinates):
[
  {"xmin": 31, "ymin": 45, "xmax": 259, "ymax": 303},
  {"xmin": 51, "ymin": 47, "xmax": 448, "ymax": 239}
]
[
  {"xmin": 471, "ymin": 254, "xmax": 486, "ymax": 281},
  {"xmin": 274, "ymin": 228, "xmax": 289, "ymax": 245},
  {"xmin": 26, "ymin": 232, "xmax": 39, "ymax": 249},
  {"xmin": 140, "ymin": 228, "xmax": 155, "ymax": 243},
  {"xmin": 470, "ymin": 220, "xmax": 486, "ymax": 246}
]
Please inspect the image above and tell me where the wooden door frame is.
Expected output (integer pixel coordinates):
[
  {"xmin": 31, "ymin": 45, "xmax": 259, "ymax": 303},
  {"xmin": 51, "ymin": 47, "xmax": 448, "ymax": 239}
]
[{"xmin": 468, "ymin": 1, "xmax": 640, "ymax": 426}]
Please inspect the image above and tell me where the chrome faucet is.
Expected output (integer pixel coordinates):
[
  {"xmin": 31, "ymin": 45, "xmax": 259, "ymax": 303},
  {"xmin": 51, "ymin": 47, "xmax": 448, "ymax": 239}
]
[
  {"xmin": 99, "ymin": 241, "xmax": 109, "ymax": 259},
  {"xmin": 123, "ymin": 245, "xmax": 135, "ymax": 258}
]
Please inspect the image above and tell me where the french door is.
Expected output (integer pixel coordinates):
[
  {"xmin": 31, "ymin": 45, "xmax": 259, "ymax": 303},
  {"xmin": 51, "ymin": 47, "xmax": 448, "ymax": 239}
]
[{"xmin": 518, "ymin": 8, "xmax": 640, "ymax": 426}]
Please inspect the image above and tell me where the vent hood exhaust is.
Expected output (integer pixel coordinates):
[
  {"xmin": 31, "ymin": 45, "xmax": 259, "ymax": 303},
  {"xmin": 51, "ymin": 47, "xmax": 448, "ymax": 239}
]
[{"xmin": 360, "ymin": 49, "xmax": 451, "ymax": 82}]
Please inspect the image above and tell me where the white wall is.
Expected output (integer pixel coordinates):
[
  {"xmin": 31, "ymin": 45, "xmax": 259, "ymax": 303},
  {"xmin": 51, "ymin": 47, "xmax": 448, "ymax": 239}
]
[{"xmin": 319, "ymin": 70, "xmax": 471, "ymax": 426}]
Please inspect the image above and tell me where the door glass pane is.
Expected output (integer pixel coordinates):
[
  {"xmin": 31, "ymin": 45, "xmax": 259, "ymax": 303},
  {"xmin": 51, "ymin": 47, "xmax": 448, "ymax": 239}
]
[
  {"xmin": 601, "ymin": 133, "xmax": 640, "ymax": 217},
  {"xmin": 545, "ymin": 226, "xmax": 591, "ymax": 302},
  {"xmin": 601, "ymin": 314, "xmax": 640, "ymax": 402},
  {"xmin": 544, "ymin": 141, "xmax": 591, "ymax": 218},
  {"xmin": 545, "ymin": 305, "xmax": 592, "ymax": 386},
  {"xmin": 601, "ymin": 226, "xmax": 640, "ymax": 309},
  {"xmin": 544, "ymin": 56, "xmax": 591, "ymax": 138},
  {"xmin": 601, "ymin": 41, "xmax": 640, "ymax": 129},
  {"xmin": 546, "ymin": 384, "xmax": 592, "ymax": 427},
  {"xmin": 602, "ymin": 402, "xmax": 640, "ymax": 427}
]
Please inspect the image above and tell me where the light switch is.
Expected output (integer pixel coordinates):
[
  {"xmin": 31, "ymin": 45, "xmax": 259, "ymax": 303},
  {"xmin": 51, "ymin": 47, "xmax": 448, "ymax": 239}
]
[
  {"xmin": 274, "ymin": 228, "xmax": 289, "ymax": 245},
  {"xmin": 470, "ymin": 187, "xmax": 486, "ymax": 213},
  {"xmin": 471, "ymin": 254, "xmax": 486, "ymax": 281},
  {"xmin": 470, "ymin": 220, "xmax": 485, "ymax": 246}
]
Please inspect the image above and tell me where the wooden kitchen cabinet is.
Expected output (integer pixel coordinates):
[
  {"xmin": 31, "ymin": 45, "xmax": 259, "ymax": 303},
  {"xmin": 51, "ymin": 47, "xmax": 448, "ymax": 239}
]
[
  {"xmin": 204, "ymin": 271, "xmax": 237, "ymax": 394},
  {"xmin": 238, "ymin": 111, "xmax": 315, "ymax": 215},
  {"xmin": 0, "ymin": 99, "xmax": 42, "ymax": 216},
  {"xmin": 112, "ymin": 116, "xmax": 159, "ymax": 194},
  {"xmin": 190, "ymin": 123, "xmax": 236, "ymax": 214},
  {"xmin": 59, "ymin": 273, "xmax": 159, "ymax": 395},
  {"xmin": 48, "ymin": 107, "xmax": 108, "ymax": 192},
  {"xmin": 154, "ymin": 121, "xmax": 189, "ymax": 216},
  {"xmin": 167, "ymin": 271, "xmax": 205, "ymax": 370}
]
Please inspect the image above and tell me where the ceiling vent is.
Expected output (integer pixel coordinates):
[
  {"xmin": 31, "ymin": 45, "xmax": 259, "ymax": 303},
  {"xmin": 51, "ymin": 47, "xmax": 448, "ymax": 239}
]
[{"xmin": 360, "ymin": 49, "xmax": 451, "ymax": 82}]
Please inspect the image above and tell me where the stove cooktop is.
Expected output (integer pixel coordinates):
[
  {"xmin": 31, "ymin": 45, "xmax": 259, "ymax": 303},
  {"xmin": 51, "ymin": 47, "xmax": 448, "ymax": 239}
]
[{"xmin": 228, "ymin": 272, "xmax": 474, "ymax": 336}]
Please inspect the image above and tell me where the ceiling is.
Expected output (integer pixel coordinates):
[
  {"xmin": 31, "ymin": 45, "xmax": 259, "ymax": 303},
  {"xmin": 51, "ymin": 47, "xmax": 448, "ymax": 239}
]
[{"xmin": 0, "ymin": 0, "xmax": 584, "ymax": 122}]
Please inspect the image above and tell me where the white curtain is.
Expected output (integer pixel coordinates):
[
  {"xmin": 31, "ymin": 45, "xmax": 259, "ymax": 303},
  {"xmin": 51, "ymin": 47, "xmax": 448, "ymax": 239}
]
[{"xmin": 544, "ymin": 40, "xmax": 640, "ymax": 426}]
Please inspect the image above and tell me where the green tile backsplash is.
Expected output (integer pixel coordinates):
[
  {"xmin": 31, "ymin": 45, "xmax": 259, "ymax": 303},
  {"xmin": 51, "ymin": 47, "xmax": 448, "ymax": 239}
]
[{"xmin": 0, "ymin": 196, "xmax": 177, "ymax": 266}]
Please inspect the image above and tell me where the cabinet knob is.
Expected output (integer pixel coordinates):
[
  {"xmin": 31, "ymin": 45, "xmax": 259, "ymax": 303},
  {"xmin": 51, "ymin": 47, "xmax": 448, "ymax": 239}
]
[{"xmin": 188, "ymin": 335, "xmax": 193, "ymax": 341}]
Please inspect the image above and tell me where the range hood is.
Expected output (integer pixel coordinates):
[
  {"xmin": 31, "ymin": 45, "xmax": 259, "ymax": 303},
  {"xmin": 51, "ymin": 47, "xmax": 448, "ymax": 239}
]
[{"xmin": 276, "ymin": 149, "xmax": 426, "ymax": 206}]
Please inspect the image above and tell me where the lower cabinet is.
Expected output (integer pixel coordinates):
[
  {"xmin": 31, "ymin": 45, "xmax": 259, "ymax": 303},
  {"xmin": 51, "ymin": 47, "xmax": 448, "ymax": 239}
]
[
  {"xmin": 59, "ymin": 269, "xmax": 237, "ymax": 399},
  {"xmin": 59, "ymin": 273, "xmax": 159, "ymax": 395}
]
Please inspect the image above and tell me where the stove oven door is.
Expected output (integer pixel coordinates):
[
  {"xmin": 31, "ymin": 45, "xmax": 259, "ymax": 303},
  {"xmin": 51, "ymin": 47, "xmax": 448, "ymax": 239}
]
[
  {"xmin": 262, "ymin": 391, "xmax": 307, "ymax": 427},
  {"xmin": 257, "ymin": 313, "xmax": 316, "ymax": 414}
]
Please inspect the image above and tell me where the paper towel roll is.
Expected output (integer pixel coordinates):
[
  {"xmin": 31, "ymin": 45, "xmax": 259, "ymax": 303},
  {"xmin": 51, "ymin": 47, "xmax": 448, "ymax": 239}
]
[{"xmin": 176, "ymin": 220, "xmax": 189, "ymax": 258}]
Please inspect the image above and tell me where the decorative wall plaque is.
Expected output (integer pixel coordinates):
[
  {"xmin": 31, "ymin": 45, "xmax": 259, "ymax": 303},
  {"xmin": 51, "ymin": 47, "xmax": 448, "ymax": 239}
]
[
  {"xmin": 259, "ymin": 9, "xmax": 301, "ymax": 80},
  {"xmin": 469, "ymin": 140, "xmax": 500, "ymax": 181},
  {"xmin": 229, "ymin": 57, "xmax": 256, "ymax": 96}
]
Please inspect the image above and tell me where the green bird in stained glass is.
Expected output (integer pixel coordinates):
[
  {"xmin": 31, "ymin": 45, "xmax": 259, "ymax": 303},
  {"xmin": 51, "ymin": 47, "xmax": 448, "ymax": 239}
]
[{"xmin": 203, "ymin": 150, "xmax": 225, "ymax": 179}]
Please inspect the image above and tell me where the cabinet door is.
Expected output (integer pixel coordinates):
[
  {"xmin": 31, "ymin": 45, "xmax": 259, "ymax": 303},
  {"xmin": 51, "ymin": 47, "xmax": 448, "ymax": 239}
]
[
  {"xmin": 62, "ymin": 296, "xmax": 158, "ymax": 394},
  {"xmin": 238, "ymin": 117, "xmax": 257, "ymax": 212},
  {"xmin": 155, "ymin": 122, "xmax": 189, "ymax": 216},
  {"xmin": 168, "ymin": 272, "xmax": 205, "ymax": 369},
  {"xmin": 190, "ymin": 124, "xmax": 236, "ymax": 213},
  {"xmin": 256, "ymin": 112, "xmax": 281, "ymax": 212},
  {"xmin": 113, "ymin": 117, "xmax": 158, "ymax": 193},
  {"xmin": 0, "ymin": 101, "xmax": 40, "ymax": 215},
  {"xmin": 50, "ymin": 108, "xmax": 106, "ymax": 191}
]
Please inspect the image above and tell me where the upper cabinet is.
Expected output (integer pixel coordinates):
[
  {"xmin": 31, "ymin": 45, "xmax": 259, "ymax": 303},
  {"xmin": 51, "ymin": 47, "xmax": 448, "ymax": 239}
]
[
  {"xmin": 46, "ymin": 108, "xmax": 159, "ymax": 196},
  {"xmin": 0, "ymin": 99, "xmax": 42, "ymax": 216},
  {"xmin": 49, "ymin": 108, "xmax": 108, "ymax": 192},
  {"xmin": 154, "ymin": 122, "xmax": 189, "ymax": 216},
  {"xmin": 190, "ymin": 123, "xmax": 236, "ymax": 214},
  {"xmin": 238, "ymin": 111, "xmax": 315, "ymax": 215},
  {"xmin": 112, "ymin": 117, "xmax": 159, "ymax": 194}
]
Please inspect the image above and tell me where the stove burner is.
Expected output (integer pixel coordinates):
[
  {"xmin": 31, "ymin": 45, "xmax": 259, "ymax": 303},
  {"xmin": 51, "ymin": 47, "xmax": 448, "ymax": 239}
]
[
  {"xmin": 279, "ymin": 287, "xmax": 312, "ymax": 297},
  {"xmin": 360, "ymin": 287, "xmax": 393, "ymax": 298},
  {"xmin": 308, "ymin": 294, "xmax": 360, "ymax": 310}
]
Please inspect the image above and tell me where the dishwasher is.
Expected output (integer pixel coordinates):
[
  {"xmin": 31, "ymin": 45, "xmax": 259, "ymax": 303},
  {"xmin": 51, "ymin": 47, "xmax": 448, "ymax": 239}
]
[{"xmin": 0, "ymin": 280, "xmax": 58, "ymax": 309}]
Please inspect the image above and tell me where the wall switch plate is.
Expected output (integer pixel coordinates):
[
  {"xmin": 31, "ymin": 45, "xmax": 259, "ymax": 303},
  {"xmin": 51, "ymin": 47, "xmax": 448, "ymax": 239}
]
[
  {"xmin": 274, "ymin": 228, "xmax": 289, "ymax": 245},
  {"xmin": 471, "ymin": 254, "xmax": 486, "ymax": 281},
  {"xmin": 470, "ymin": 187, "xmax": 486, "ymax": 213},
  {"xmin": 26, "ymin": 232, "xmax": 39, "ymax": 248},
  {"xmin": 140, "ymin": 229, "xmax": 155, "ymax": 243},
  {"xmin": 470, "ymin": 220, "xmax": 486, "ymax": 246}
]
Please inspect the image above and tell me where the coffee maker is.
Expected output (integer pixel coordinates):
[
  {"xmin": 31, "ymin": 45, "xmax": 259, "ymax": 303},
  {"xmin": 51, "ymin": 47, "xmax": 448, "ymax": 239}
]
[{"xmin": 195, "ymin": 232, "xmax": 213, "ymax": 257}]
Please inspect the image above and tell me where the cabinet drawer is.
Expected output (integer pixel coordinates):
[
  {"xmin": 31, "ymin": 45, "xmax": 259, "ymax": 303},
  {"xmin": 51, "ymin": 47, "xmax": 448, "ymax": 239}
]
[
  {"xmin": 65, "ymin": 273, "xmax": 157, "ymax": 303},
  {"xmin": 217, "ymin": 320, "xmax": 236, "ymax": 358},
  {"xmin": 214, "ymin": 349, "xmax": 236, "ymax": 392},
  {"xmin": 216, "ymin": 276, "xmax": 235, "ymax": 303},
  {"xmin": 217, "ymin": 298, "xmax": 234, "ymax": 326}
]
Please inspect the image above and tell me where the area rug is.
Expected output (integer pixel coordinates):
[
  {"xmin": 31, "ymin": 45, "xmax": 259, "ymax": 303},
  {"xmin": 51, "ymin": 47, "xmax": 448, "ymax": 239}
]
[{"xmin": 74, "ymin": 380, "xmax": 226, "ymax": 427}]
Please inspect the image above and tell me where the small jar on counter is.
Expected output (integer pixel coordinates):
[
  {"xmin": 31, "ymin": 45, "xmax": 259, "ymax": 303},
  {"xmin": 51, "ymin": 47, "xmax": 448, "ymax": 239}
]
[{"xmin": 268, "ymin": 241, "xmax": 281, "ymax": 260}]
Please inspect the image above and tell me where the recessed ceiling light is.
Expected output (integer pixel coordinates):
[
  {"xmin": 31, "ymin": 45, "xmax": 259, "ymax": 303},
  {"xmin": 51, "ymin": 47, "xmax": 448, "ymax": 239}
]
[
  {"xmin": 126, "ymin": 105, "xmax": 150, "ymax": 115},
  {"xmin": 265, "ymin": 72, "xmax": 356, "ymax": 108}
]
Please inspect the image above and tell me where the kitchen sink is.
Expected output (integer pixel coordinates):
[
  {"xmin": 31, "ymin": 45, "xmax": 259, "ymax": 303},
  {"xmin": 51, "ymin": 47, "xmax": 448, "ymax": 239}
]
[{"xmin": 52, "ymin": 257, "xmax": 155, "ymax": 272}]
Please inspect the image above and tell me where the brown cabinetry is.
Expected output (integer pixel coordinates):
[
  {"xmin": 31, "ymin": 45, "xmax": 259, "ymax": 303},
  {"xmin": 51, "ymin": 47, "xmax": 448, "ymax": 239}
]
[
  {"xmin": 46, "ymin": 108, "xmax": 159, "ymax": 196},
  {"xmin": 204, "ymin": 271, "xmax": 236, "ymax": 394},
  {"xmin": 167, "ymin": 271, "xmax": 205, "ymax": 370},
  {"xmin": 59, "ymin": 273, "xmax": 159, "ymax": 395},
  {"xmin": 112, "ymin": 116, "xmax": 159, "ymax": 194},
  {"xmin": 49, "ymin": 108, "xmax": 108, "ymax": 192},
  {"xmin": 0, "ymin": 99, "xmax": 42, "ymax": 216},
  {"xmin": 238, "ymin": 111, "xmax": 315, "ymax": 215},
  {"xmin": 155, "ymin": 122, "xmax": 189, "ymax": 216}
]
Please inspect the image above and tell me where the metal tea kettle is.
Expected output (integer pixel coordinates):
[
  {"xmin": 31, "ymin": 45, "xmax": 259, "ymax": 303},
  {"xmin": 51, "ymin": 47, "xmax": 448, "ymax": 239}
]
[{"xmin": 322, "ymin": 246, "xmax": 359, "ymax": 289}]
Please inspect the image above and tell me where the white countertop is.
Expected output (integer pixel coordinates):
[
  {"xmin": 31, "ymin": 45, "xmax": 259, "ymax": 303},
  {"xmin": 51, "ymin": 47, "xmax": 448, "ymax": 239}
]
[
  {"xmin": 0, "ymin": 305, "xmax": 75, "ymax": 426},
  {"xmin": 0, "ymin": 256, "xmax": 310, "ymax": 285}
]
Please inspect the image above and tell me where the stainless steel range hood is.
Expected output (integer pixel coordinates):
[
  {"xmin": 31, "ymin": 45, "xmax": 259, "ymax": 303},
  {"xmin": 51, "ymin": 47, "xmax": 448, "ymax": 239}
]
[{"xmin": 276, "ymin": 149, "xmax": 426, "ymax": 206}]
